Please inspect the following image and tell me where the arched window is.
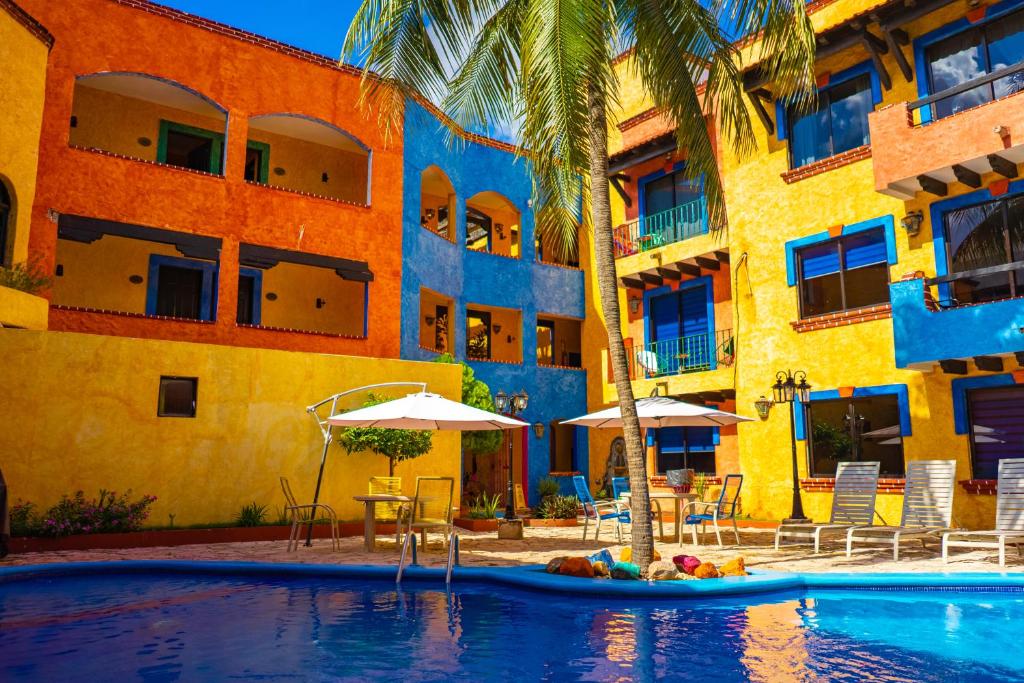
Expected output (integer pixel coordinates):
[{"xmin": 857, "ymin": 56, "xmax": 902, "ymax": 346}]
[
  {"xmin": 0, "ymin": 181, "xmax": 11, "ymax": 266},
  {"xmin": 420, "ymin": 166, "xmax": 456, "ymax": 241},
  {"xmin": 466, "ymin": 191, "xmax": 521, "ymax": 258}
]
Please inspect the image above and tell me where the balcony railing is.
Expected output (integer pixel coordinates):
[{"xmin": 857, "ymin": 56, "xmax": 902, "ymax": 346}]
[
  {"xmin": 910, "ymin": 61, "xmax": 1024, "ymax": 125},
  {"xmin": 622, "ymin": 329, "xmax": 734, "ymax": 380},
  {"xmin": 926, "ymin": 260, "xmax": 1024, "ymax": 307},
  {"xmin": 613, "ymin": 199, "xmax": 708, "ymax": 258}
]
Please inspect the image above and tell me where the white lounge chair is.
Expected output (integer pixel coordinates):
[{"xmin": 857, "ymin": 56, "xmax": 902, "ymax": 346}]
[
  {"xmin": 942, "ymin": 458, "xmax": 1024, "ymax": 566},
  {"xmin": 775, "ymin": 461, "xmax": 882, "ymax": 553},
  {"xmin": 846, "ymin": 459, "xmax": 956, "ymax": 561}
]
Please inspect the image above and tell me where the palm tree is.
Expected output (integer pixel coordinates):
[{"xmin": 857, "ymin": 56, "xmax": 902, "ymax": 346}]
[{"xmin": 344, "ymin": 0, "xmax": 815, "ymax": 572}]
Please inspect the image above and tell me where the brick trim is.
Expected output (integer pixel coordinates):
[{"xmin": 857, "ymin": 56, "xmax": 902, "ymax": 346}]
[
  {"xmin": 51, "ymin": 304, "xmax": 215, "ymax": 324},
  {"xmin": 960, "ymin": 479, "xmax": 998, "ymax": 495},
  {"xmin": 800, "ymin": 476, "xmax": 906, "ymax": 494},
  {"xmin": 467, "ymin": 357, "xmax": 523, "ymax": 366},
  {"xmin": 70, "ymin": 145, "xmax": 226, "ymax": 179},
  {"xmin": 538, "ymin": 363, "xmax": 585, "ymax": 371},
  {"xmin": 791, "ymin": 303, "xmax": 892, "ymax": 333},
  {"xmin": 0, "ymin": 0, "xmax": 54, "ymax": 48},
  {"xmin": 649, "ymin": 476, "xmax": 723, "ymax": 487},
  {"xmin": 536, "ymin": 259, "xmax": 582, "ymax": 272},
  {"xmin": 236, "ymin": 323, "xmax": 366, "ymax": 340},
  {"xmin": 243, "ymin": 180, "xmax": 369, "ymax": 209},
  {"xmin": 617, "ymin": 108, "xmax": 662, "ymax": 132},
  {"xmin": 781, "ymin": 145, "xmax": 872, "ymax": 184}
]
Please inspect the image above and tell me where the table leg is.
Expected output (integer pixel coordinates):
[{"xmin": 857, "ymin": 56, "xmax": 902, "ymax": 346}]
[
  {"xmin": 364, "ymin": 501, "xmax": 376, "ymax": 552},
  {"xmin": 675, "ymin": 498, "xmax": 682, "ymax": 545}
]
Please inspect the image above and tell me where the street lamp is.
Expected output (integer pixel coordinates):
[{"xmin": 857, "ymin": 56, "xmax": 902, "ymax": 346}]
[
  {"xmin": 494, "ymin": 389, "xmax": 528, "ymax": 520},
  {"xmin": 772, "ymin": 370, "xmax": 811, "ymax": 523}
]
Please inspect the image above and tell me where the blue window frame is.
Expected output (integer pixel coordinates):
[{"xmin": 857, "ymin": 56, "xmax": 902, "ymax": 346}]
[
  {"xmin": 652, "ymin": 426, "xmax": 719, "ymax": 475},
  {"xmin": 966, "ymin": 384, "xmax": 1024, "ymax": 479},
  {"xmin": 643, "ymin": 276, "xmax": 717, "ymax": 373},
  {"xmin": 145, "ymin": 254, "xmax": 218, "ymax": 321},
  {"xmin": 236, "ymin": 267, "xmax": 263, "ymax": 325},
  {"xmin": 795, "ymin": 228, "xmax": 890, "ymax": 318}
]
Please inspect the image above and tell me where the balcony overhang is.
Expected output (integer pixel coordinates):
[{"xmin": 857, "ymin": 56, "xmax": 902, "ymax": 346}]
[
  {"xmin": 238, "ymin": 244, "xmax": 373, "ymax": 282},
  {"xmin": 869, "ymin": 95, "xmax": 1024, "ymax": 200},
  {"xmin": 619, "ymin": 249, "xmax": 729, "ymax": 289},
  {"xmin": 608, "ymin": 133, "xmax": 676, "ymax": 176},
  {"xmin": 57, "ymin": 214, "xmax": 221, "ymax": 260}
]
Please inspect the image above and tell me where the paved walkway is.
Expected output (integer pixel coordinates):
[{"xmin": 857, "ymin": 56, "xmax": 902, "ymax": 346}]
[{"xmin": 5, "ymin": 525, "xmax": 1021, "ymax": 574}]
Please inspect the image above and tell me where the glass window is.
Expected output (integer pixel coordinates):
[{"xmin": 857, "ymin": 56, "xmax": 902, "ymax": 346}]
[
  {"xmin": 161, "ymin": 124, "xmax": 223, "ymax": 174},
  {"xmin": 943, "ymin": 195, "xmax": 1024, "ymax": 303},
  {"xmin": 549, "ymin": 421, "xmax": 575, "ymax": 472},
  {"xmin": 642, "ymin": 170, "xmax": 701, "ymax": 217},
  {"xmin": 797, "ymin": 228, "xmax": 889, "ymax": 317},
  {"xmin": 807, "ymin": 395, "xmax": 905, "ymax": 477},
  {"xmin": 968, "ymin": 386, "xmax": 1024, "ymax": 479},
  {"xmin": 655, "ymin": 427, "xmax": 716, "ymax": 475},
  {"xmin": 926, "ymin": 9, "xmax": 1024, "ymax": 119},
  {"xmin": 787, "ymin": 74, "xmax": 872, "ymax": 167},
  {"xmin": 155, "ymin": 264, "xmax": 204, "ymax": 319},
  {"xmin": 244, "ymin": 143, "xmax": 268, "ymax": 183},
  {"xmin": 466, "ymin": 309, "xmax": 491, "ymax": 360},
  {"xmin": 236, "ymin": 274, "xmax": 256, "ymax": 324},
  {"xmin": 158, "ymin": 376, "xmax": 197, "ymax": 418}
]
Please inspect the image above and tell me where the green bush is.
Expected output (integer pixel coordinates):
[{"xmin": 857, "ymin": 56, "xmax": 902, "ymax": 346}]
[
  {"xmin": 235, "ymin": 502, "xmax": 268, "ymax": 527},
  {"xmin": 10, "ymin": 501, "xmax": 40, "ymax": 536},
  {"xmin": 536, "ymin": 477, "xmax": 560, "ymax": 500},
  {"xmin": 466, "ymin": 493, "xmax": 501, "ymax": 520},
  {"xmin": 0, "ymin": 260, "xmax": 51, "ymax": 295},
  {"xmin": 536, "ymin": 494, "xmax": 579, "ymax": 520}
]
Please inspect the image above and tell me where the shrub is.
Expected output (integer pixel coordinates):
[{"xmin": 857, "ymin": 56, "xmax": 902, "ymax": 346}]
[
  {"xmin": 236, "ymin": 502, "xmax": 268, "ymax": 527},
  {"xmin": 536, "ymin": 477, "xmax": 560, "ymax": 500},
  {"xmin": 536, "ymin": 495, "xmax": 580, "ymax": 520},
  {"xmin": 0, "ymin": 260, "xmax": 51, "ymax": 295},
  {"xmin": 466, "ymin": 493, "xmax": 501, "ymax": 520},
  {"xmin": 10, "ymin": 501, "xmax": 41, "ymax": 536},
  {"xmin": 27, "ymin": 490, "xmax": 157, "ymax": 538}
]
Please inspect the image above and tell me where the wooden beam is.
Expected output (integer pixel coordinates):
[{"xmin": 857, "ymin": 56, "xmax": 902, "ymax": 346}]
[
  {"xmin": 620, "ymin": 275, "xmax": 644, "ymax": 289},
  {"xmin": 675, "ymin": 262, "xmax": 702, "ymax": 277},
  {"xmin": 714, "ymin": 250, "xmax": 730, "ymax": 264},
  {"xmin": 657, "ymin": 266, "xmax": 682, "ymax": 281},
  {"xmin": 695, "ymin": 256, "xmax": 721, "ymax": 271},
  {"xmin": 861, "ymin": 30, "xmax": 893, "ymax": 90},
  {"xmin": 917, "ymin": 174, "xmax": 948, "ymax": 196},
  {"xmin": 974, "ymin": 356, "xmax": 1004, "ymax": 372},
  {"xmin": 609, "ymin": 175, "xmax": 632, "ymax": 208},
  {"xmin": 699, "ymin": 391, "xmax": 727, "ymax": 404},
  {"xmin": 746, "ymin": 89, "xmax": 774, "ymax": 136},
  {"xmin": 952, "ymin": 164, "xmax": 982, "ymax": 188},
  {"xmin": 988, "ymin": 153, "xmax": 1019, "ymax": 179},
  {"xmin": 883, "ymin": 28, "xmax": 913, "ymax": 81},
  {"xmin": 639, "ymin": 271, "xmax": 664, "ymax": 287},
  {"xmin": 939, "ymin": 359, "xmax": 968, "ymax": 375}
]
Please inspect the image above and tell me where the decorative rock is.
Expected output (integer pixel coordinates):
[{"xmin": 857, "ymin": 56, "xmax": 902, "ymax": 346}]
[
  {"xmin": 720, "ymin": 557, "xmax": 748, "ymax": 577},
  {"xmin": 648, "ymin": 560, "xmax": 680, "ymax": 581},
  {"xmin": 587, "ymin": 549, "xmax": 614, "ymax": 568},
  {"xmin": 609, "ymin": 562, "xmax": 641, "ymax": 580},
  {"xmin": 672, "ymin": 554, "xmax": 702, "ymax": 576},
  {"xmin": 619, "ymin": 547, "xmax": 660, "ymax": 563},
  {"xmin": 592, "ymin": 561, "xmax": 611, "ymax": 578},
  {"xmin": 546, "ymin": 557, "xmax": 568, "ymax": 574},
  {"xmin": 558, "ymin": 557, "xmax": 595, "ymax": 578},
  {"xmin": 693, "ymin": 562, "xmax": 720, "ymax": 579}
]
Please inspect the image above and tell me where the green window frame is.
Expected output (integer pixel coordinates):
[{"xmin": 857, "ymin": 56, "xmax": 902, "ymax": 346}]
[
  {"xmin": 244, "ymin": 140, "xmax": 271, "ymax": 183},
  {"xmin": 156, "ymin": 120, "xmax": 225, "ymax": 174}
]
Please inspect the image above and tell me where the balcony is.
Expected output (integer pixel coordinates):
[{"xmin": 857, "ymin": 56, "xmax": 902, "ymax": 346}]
[
  {"xmin": 890, "ymin": 276, "xmax": 1024, "ymax": 370},
  {"xmin": 869, "ymin": 67, "xmax": 1024, "ymax": 200},
  {"xmin": 613, "ymin": 200, "xmax": 707, "ymax": 258},
  {"xmin": 623, "ymin": 329, "xmax": 734, "ymax": 380}
]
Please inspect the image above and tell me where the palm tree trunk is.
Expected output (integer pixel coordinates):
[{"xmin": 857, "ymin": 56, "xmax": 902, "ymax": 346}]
[{"xmin": 587, "ymin": 82, "xmax": 654, "ymax": 573}]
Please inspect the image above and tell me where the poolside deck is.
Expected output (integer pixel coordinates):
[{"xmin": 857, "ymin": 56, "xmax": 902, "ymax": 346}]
[{"xmin": 4, "ymin": 525, "xmax": 1022, "ymax": 573}]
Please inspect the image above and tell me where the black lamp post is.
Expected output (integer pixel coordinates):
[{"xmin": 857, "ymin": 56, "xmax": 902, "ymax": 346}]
[
  {"xmin": 772, "ymin": 370, "xmax": 811, "ymax": 524},
  {"xmin": 494, "ymin": 389, "xmax": 528, "ymax": 521}
]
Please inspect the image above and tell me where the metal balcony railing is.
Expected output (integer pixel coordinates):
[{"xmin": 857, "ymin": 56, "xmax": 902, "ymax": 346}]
[
  {"xmin": 612, "ymin": 199, "xmax": 708, "ymax": 258},
  {"xmin": 622, "ymin": 329, "xmax": 734, "ymax": 380},
  {"xmin": 910, "ymin": 61, "xmax": 1024, "ymax": 125}
]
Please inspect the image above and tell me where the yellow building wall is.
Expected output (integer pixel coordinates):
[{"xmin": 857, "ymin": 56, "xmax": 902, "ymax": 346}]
[
  {"xmin": 247, "ymin": 128, "xmax": 369, "ymax": 204},
  {"xmin": 0, "ymin": 9, "xmax": 49, "ymax": 266},
  {"xmin": 0, "ymin": 285, "xmax": 49, "ymax": 329},
  {"xmin": 259, "ymin": 261, "xmax": 366, "ymax": 336},
  {"xmin": 0, "ymin": 330, "xmax": 462, "ymax": 525}
]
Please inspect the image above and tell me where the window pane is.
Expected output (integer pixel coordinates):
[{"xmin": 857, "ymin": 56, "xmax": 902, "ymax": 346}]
[
  {"xmin": 827, "ymin": 75, "xmax": 872, "ymax": 155},
  {"xmin": 644, "ymin": 174, "xmax": 675, "ymax": 216},
  {"xmin": 800, "ymin": 272, "xmax": 843, "ymax": 316},
  {"xmin": 1007, "ymin": 196, "xmax": 1024, "ymax": 263},
  {"xmin": 244, "ymin": 146, "xmax": 264, "ymax": 182},
  {"xmin": 945, "ymin": 199, "xmax": 1013, "ymax": 303},
  {"xmin": 236, "ymin": 274, "xmax": 255, "ymax": 324},
  {"xmin": 843, "ymin": 262, "xmax": 890, "ymax": 309},
  {"xmin": 809, "ymin": 396, "xmax": 904, "ymax": 477},
  {"xmin": 158, "ymin": 376, "xmax": 197, "ymax": 418},
  {"xmin": 789, "ymin": 98, "xmax": 831, "ymax": 167},
  {"xmin": 986, "ymin": 10, "xmax": 1024, "ymax": 98},
  {"xmin": 165, "ymin": 129, "xmax": 215, "ymax": 172},
  {"xmin": 156, "ymin": 264, "xmax": 204, "ymax": 319},
  {"xmin": 927, "ymin": 28, "xmax": 990, "ymax": 118},
  {"xmin": 968, "ymin": 386, "xmax": 1024, "ymax": 479},
  {"xmin": 672, "ymin": 173, "xmax": 701, "ymax": 207}
]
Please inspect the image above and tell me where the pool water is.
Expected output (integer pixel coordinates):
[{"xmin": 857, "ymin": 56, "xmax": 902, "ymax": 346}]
[{"xmin": 1, "ymin": 572, "xmax": 1023, "ymax": 682}]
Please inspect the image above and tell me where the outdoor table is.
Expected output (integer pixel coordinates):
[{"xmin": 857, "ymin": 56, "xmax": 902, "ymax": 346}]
[
  {"xmin": 620, "ymin": 490, "xmax": 700, "ymax": 544},
  {"xmin": 352, "ymin": 494, "xmax": 412, "ymax": 552}
]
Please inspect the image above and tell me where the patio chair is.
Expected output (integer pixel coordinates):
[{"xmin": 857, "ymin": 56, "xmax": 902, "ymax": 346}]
[
  {"xmin": 611, "ymin": 476, "xmax": 665, "ymax": 540},
  {"xmin": 846, "ymin": 460, "xmax": 957, "ymax": 561},
  {"xmin": 399, "ymin": 476, "xmax": 455, "ymax": 568},
  {"xmin": 943, "ymin": 458, "xmax": 1024, "ymax": 566},
  {"xmin": 280, "ymin": 476, "xmax": 339, "ymax": 552},
  {"xmin": 369, "ymin": 476, "xmax": 408, "ymax": 545},
  {"xmin": 679, "ymin": 474, "xmax": 743, "ymax": 547},
  {"xmin": 775, "ymin": 461, "xmax": 882, "ymax": 553},
  {"xmin": 573, "ymin": 475, "xmax": 626, "ymax": 542}
]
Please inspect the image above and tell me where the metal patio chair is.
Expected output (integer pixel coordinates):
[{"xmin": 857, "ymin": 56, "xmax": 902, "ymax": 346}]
[
  {"xmin": 369, "ymin": 476, "xmax": 408, "ymax": 545},
  {"xmin": 680, "ymin": 474, "xmax": 743, "ymax": 547},
  {"xmin": 280, "ymin": 476, "xmax": 339, "ymax": 552},
  {"xmin": 574, "ymin": 475, "xmax": 627, "ymax": 542}
]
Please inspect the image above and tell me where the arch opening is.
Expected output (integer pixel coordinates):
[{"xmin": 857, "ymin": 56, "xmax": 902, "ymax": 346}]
[
  {"xmin": 466, "ymin": 191, "xmax": 520, "ymax": 258},
  {"xmin": 420, "ymin": 165, "xmax": 456, "ymax": 241}
]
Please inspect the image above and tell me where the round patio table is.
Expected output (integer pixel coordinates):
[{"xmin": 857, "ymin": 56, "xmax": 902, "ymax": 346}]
[
  {"xmin": 352, "ymin": 494, "xmax": 412, "ymax": 552},
  {"xmin": 620, "ymin": 490, "xmax": 699, "ymax": 544}
]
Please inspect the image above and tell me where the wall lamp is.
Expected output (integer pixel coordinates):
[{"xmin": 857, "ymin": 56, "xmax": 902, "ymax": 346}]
[
  {"xmin": 315, "ymin": 297, "xmax": 327, "ymax": 309},
  {"xmin": 754, "ymin": 395, "xmax": 774, "ymax": 420},
  {"xmin": 629, "ymin": 296, "xmax": 641, "ymax": 314},
  {"xmin": 425, "ymin": 315, "xmax": 435, "ymax": 326},
  {"xmin": 900, "ymin": 210, "xmax": 923, "ymax": 237},
  {"xmin": 493, "ymin": 324, "xmax": 502, "ymax": 334},
  {"xmin": 532, "ymin": 422, "xmax": 545, "ymax": 438}
]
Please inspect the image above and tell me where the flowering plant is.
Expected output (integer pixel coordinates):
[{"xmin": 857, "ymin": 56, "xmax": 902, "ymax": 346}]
[{"xmin": 15, "ymin": 490, "xmax": 158, "ymax": 538}]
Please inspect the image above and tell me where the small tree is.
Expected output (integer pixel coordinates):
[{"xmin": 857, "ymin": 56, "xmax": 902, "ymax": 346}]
[
  {"xmin": 433, "ymin": 353, "xmax": 502, "ymax": 455},
  {"xmin": 338, "ymin": 394, "xmax": 433, "ymax": 475}
]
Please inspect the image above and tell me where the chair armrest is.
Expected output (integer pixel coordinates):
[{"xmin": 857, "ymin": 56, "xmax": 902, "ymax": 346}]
[
  {"xmin": 680, "ymin": 500, "xmax": 717, "ymax": 517},
  {"xmin": 592, "ymin": 500, "xmax": 623, "ymax": 514}
]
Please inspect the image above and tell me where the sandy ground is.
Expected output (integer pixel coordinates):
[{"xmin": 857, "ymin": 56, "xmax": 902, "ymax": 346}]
[{"xmin": 5, "ymin": 524, "xmax": 1023, "ymax": 574}]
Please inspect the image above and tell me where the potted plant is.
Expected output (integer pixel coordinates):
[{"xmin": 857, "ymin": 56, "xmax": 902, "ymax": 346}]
[
  {"xmin": 525, "ymin": 494, "xmax": 579, "ymax": 527},
  {"xmin": 455, "ymin": 493, "xmax": 502, "ymax": 532}
]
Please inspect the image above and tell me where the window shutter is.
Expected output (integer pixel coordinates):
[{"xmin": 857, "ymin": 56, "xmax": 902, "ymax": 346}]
[
  {"xmin": 799, "ymin": 241, "xmax": 841, "ymax": 279},
  {"xmin": 843, "ymin": 229, "xmax": 887, "ymax": 269}
]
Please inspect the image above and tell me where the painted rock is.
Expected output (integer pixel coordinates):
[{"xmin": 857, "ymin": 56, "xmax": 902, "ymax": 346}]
[
  {"xmin": 610, "ymin": 562, "xmax": 641, "ymax": 580},
  {"xmin": 720, "ymin": 557, "xmax": 748, "ymax": 577},
  {"xmin": 648, "ymin": 561, "xmax": 679, "ymax": 581},
  {"xmin": 619, "ymin": 547, "xmax": 661, "ymax": 563},
  {"xmin": 672, "ymin": 554, "xmax": 702, "ymax": 576},
  {"xmin": 587, "ymin": 549, "xmax": 614, "ymax": 568},
  {"xmin": 558, "ymin": 557, "xmax": 595, "ymax": 578},
  {"xmin": 693, "ymin": 562, "xmax": 720, "ymax": 579},
  {"xmin": 546, "ymin": 556, "xmax": 568, "ymax": 574},
  {"xmin": 592, "ymin": 561, "xmax": 611, "ymax": 578}
]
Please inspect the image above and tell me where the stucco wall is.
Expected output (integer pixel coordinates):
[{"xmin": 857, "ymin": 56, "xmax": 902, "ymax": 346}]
[{"xmin": 0, "ymin": 330, "xmax": 462, "ymax": 525}]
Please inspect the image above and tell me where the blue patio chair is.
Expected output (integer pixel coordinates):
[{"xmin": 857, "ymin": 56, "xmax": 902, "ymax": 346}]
[
  {"xmin": 611, "ymin": 476, "xmax": 665, "ymax": 540},
  {"xmin": 573, "ymin": 475, "xmax": 626, "ymax": 542},
  {"xmin": 679, "ymin": 474, "xmax": 743, "ymax": 547}
]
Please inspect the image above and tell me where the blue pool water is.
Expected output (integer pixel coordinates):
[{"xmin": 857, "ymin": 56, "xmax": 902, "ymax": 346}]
[{"xmin": 2, "ymin": 569, "xmax": 1024, "ymax": 682}]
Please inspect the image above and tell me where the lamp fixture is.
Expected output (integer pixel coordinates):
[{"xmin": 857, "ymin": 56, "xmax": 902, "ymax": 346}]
[
  {"xmin": 425, "ymin": 315, "xmax": 435, "ymax": 326},
  {"xmin": 315, "ymin": 297, "xmax": 327, "ymax": 309},
  {"xmin": 771, "ymin": 369, "xmax": 812, "ymax": 524},
  {"xmin": 754, "ymin": 395, "xmax": 774, "ymax": 420},
  {"xmin": 426, "ymin": 208, "xmax": 435, "ymax": 220},
  {"xmin": 533, "ymin": 422, "xmax": 545, "ymax": 438},
  {"xmin": 629, "ymin": 296, "xmax": 641, "ymax": 314},
  {"xmin": 493, "ymin": 324, "xmax": 502, "ymax": 334},
  {"xmin": 900, "ymin": 210, "xmax": 923, "ymax": 237},
  {"xmin": 321, "ymin": 172, "xmax": 329, "ymax": 183}
]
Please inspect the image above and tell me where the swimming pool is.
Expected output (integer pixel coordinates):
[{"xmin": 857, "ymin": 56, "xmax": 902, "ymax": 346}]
[{"xmin": 2, "ymin": 562, "xmax": 1023, "ymax": 681}]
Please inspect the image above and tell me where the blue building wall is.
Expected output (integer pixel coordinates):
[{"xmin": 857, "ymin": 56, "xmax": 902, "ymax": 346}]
[{"xmin": 401, "ymin": 101, "xmax": 588, "ymax": 505}]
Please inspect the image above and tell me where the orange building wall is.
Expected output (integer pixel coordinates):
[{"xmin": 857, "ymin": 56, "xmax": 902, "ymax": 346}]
[{"xmin": 22, "ymin": 0, "xmax": 404, "ymax": 358}]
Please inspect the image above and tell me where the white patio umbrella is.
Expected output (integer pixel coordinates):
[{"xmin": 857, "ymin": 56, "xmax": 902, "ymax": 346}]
[{"xmin": 326, "ymin": 392, "xmax": 528, "ymax": 430}]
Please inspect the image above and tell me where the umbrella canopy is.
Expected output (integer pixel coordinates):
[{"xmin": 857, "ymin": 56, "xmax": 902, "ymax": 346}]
[
  {"xmin": 327, "ymin": 392, "xmax": 528, "ymax": 431},
  {"xmin": 562, "ymin": 396, "xmax": 754, "ymax": 429}
]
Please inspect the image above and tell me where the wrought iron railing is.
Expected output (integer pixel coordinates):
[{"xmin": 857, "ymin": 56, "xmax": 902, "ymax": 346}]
[
  {"xmin": 612, "ymin": 199, "xmax": 708, "ymax": 258},
  {"xmin": 910, "ymin": 61, "xmax": 1024, "ymax": 125},
  {"xmin": 622, "ymin": 329, "xmax": 734, "ymax": 380},
  {"xmin": 925, "ymin": 260, "xmax": 1024, "ymax": 307}
]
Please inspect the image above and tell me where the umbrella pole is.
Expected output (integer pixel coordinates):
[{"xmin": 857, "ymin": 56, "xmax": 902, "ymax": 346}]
[
  {"xmin": 683, "ymin": 429, "xmax": 689, "ymax": 471},
  {"xmin": 306, "ymin": 427, "xmax": 332, "ymax": 547}
]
